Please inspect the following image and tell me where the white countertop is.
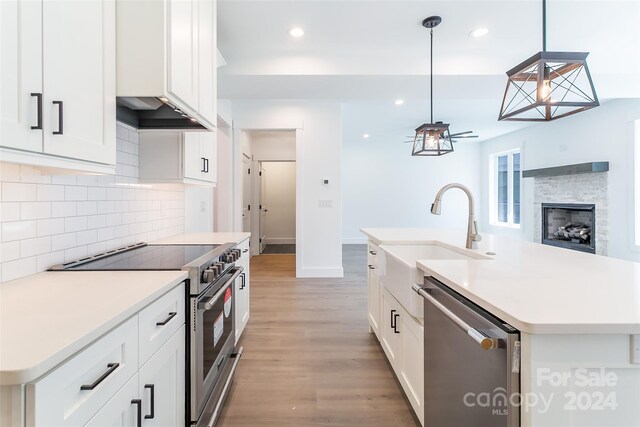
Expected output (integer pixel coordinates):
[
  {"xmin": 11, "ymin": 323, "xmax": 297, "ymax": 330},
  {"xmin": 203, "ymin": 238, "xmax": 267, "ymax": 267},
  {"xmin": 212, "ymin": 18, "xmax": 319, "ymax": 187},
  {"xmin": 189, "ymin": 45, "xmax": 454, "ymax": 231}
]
[
  {"xmin": 361, "ymin": 228, "xmax": 640, "ymax": 335},
  {"xmin": 150, "ymin": 232, "xmax": 251, "ymax": 245},
  {"xmin": 0, "ymin": 270, "xmax": 187, "ymax": 385}
]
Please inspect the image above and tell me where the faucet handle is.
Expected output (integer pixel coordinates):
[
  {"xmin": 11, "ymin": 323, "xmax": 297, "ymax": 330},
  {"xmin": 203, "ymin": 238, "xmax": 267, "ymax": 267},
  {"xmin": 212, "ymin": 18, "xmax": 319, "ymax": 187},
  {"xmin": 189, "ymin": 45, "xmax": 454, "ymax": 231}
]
[{"xmin": 472, "ymin": 221, "xmax": 482, "ymax": 242}]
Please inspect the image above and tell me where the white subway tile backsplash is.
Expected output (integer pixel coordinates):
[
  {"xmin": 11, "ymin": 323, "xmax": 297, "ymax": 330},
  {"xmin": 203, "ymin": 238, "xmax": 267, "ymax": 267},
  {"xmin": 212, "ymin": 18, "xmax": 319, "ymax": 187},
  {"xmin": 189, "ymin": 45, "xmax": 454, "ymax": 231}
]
[
  {"xmin": 0, "ymin": 123, "xmax": 185, "ymax": 282},
  {"xmin": 65, "ymin": 216, "xmax": 87, "ymax": 232},
  {"xmin": 20, "ymin": 236, "xmax": 52, "ymax": 258},
  {"xmin": 51, "ymin": 201, "xmax": 77, "ymax": 218},
  {"xmin": 52, "ymin": 233, "xmax": 77, "ymax": 251},
  {"xmin": 2, "ymin": 182, "xmax": 37, "ymax": 202},
  {"xmin": 1, "ymin": 203, "xmax": 20, "ymax": 222},
  {"xmin": 21, "ymin": 202, "xmax": 52, "ymax": 220},
  {"xmin": 2, "ymin": 221, "xmax": 37, "ymax": 242},
  {"xmin": 37, "ymin": 218, "xmax": 65, "ymax": 237}
]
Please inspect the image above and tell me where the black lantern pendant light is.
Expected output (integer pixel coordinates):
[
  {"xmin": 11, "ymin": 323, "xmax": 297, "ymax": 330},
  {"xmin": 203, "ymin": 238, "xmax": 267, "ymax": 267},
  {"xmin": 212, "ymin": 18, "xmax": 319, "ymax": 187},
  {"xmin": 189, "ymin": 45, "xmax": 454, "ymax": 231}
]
[
  {"xmin": 498, "ymin": 0, "xmax": 599, "ymax": 121},
  {"xmin": 412, "ymin": 16, "xmax": 454, "ymax": 157}
]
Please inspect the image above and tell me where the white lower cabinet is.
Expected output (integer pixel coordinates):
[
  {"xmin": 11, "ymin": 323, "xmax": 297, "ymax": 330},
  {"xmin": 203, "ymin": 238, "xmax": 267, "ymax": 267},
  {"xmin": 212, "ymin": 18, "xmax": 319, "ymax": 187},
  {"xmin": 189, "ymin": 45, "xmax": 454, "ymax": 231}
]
[
  {"xmin": 235, "ymin": 238, "xmax": 250, "ymax": 343},
  {"xmin": 138, "ymin": 328, "xmax": 185, "ymax": 426},
  {"xmin": 85, "ymin": 374, "xmax": 139, "ymax": 427},
  {"xmin": 380, "ymin": 287, "xmax": 425, "ymax": 426},
  {"xmin": 367, "ymin": 241, "xmax": 381, "ymax": 338},
  {"xmin": 25, "ymin": 283, "xmax": 186, "ymax": 427}
]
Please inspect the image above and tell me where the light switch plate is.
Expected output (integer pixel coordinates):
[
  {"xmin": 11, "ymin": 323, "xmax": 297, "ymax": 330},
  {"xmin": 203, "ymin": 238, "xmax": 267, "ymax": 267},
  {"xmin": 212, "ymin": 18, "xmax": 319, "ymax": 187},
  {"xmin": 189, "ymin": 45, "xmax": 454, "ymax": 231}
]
[
  {"xmin": 631, "ymin": 335, "xmax": 640, "ymax": 364},
  {"xmin": 318, "ymin": 200, "xmax": 333, "ymax": 208}
]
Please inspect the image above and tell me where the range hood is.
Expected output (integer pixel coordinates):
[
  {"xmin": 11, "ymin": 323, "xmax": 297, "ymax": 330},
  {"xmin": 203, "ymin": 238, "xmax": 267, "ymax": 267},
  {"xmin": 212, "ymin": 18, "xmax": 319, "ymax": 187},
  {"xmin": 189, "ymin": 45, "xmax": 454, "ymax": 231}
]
[{"xmin": 116, "ymin": 97, "xmax": 206, "ymax": 130}]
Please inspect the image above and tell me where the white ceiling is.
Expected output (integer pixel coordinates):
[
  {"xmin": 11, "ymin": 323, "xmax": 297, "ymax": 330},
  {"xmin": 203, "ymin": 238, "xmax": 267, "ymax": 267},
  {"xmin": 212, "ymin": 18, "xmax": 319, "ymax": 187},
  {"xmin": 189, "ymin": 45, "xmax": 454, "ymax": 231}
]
[{"xmin": 218, "ymin": 0, "xmax": 640, "ymax": 142}]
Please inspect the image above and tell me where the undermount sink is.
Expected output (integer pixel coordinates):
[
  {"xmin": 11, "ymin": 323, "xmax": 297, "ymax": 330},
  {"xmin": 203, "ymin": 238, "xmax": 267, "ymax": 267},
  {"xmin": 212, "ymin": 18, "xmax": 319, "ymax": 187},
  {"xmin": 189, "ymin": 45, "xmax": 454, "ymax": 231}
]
[{"xmin": 378, "ymin": 243, "xmax": 489, "ymax": 319}]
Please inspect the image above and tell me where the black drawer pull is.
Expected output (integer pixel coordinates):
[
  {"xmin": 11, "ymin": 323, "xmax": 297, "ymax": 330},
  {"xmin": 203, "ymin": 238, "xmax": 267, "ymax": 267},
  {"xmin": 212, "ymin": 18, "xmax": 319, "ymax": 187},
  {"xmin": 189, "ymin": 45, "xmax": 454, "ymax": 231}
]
[
  {"xmin": 80, "ymin": 362, "xmax": 119, "ymax": 390},
  {"xmin": 201, "ymin": 157, "xmax": 206, "ymax": 172},
  {"xmin": 52, "ymin": 100, "xmax": 63, "ymax": 135},
  {"xmin": 156, "ymin": 311, "xmax": 177, "ymax": 326},
  {"xmin": 144, "ymin": 384, "xmax": 155, "ymax": 419},
  {"xmin": 204, "ymin": 158, "xmax": 209, "ymax": 173},
  {"xmin": 31, "ymin": 93, "xmax": 42, "ymax": 130},
  {"xmin": 239, "ymin": 273, "xmax": 246, "ymax": 290},
  {"xmin": 131, "ymin": 399, "xmax": 142, "ymax": 427},
  {"xmin": 368, "ymin": 264, "xmax": 375, "ymax": 270},
  {"xmin": 369, "ymin": 250, "xmax": 376, "ymax": 255},
  {"xmin": 393, "ymin": 313, "xmax": 400, "ymax": 333},
  {"xmin": 242, "ymin": 249, "xmax": 248, "ymax": 253}
]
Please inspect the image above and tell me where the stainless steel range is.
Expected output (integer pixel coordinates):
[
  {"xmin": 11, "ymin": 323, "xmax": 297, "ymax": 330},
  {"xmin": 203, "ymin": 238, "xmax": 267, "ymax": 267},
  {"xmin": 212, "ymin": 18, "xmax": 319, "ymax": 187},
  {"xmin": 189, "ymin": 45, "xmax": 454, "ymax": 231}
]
[{"xmin": 50, "ymin": 242, "xmax": 245, "ymax": 426}]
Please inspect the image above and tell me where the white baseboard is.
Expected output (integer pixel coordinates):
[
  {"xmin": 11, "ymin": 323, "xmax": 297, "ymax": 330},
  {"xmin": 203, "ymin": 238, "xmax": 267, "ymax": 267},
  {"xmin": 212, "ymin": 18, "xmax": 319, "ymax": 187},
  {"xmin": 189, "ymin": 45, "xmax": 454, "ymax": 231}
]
[
  {"xmin": 264, "ymin": 238, "xmax": 296, "ymax": 245},
  {"xmin": 296, "ymin": 267, "xmax": 344, "ymax": 278},
  {"xmin": 342, "ymin": 237, "xmax": 367, "ymax": 244}
]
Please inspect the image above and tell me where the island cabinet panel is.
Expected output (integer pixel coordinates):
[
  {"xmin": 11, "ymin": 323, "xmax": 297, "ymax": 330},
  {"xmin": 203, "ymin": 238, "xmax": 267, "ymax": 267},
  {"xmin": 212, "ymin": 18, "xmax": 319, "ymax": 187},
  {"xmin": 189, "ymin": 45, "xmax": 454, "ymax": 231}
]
[
  {"xmin": 0, "ymin": 0, "xmax": 116, "ymax": 173},
  {"xmin": 367, "ymin": 241, "xmax": 381, "ymax": 338},
  {"xmin": 84, "ymin": 374, "xmax": 139, "ymax": 427}
]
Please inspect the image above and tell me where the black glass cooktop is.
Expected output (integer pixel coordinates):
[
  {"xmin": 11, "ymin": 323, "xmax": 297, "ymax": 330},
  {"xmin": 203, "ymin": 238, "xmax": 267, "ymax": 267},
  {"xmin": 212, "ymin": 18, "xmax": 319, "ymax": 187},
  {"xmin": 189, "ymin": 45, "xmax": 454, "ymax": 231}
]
[{"xmin": 55, "ymin": 244, "xmax": 219, "ymax": 271}]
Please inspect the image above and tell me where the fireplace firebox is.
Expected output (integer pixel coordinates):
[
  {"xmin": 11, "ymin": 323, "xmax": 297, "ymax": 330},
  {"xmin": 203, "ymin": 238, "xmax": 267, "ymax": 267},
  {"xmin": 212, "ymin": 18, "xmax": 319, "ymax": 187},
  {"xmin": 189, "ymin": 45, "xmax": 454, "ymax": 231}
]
[{"xmin": 542, "ymin": 203, "xmax": 596, "ymax": 254}]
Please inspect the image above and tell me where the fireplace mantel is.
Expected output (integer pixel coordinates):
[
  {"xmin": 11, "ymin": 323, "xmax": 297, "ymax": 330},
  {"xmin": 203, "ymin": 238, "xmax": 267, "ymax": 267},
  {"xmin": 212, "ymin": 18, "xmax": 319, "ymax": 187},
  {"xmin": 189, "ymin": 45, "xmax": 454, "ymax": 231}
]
[{"xmin": 523, "ymin": 161, "xmax": 609, "ymax": 178}]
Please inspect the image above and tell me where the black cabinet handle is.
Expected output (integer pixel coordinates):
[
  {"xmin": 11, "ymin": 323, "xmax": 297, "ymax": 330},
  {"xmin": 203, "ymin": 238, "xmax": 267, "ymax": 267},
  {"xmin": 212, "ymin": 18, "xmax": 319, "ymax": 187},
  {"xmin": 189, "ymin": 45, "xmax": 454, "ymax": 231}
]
[
  {"xmin": 369, "ymin": 250, "xmax": 377, "ymax": 255},
  {"xmin": 131, "ymin": 399, "xmax": 142, "ymax": 427},
  {"xmin": 242, "ymin": 249, "xmax": 248, "ymax": 253},
  {"xmin": 52, "ymin": 101, "xmax": 63, "ymax": 135},
  {"xmin": 156, "ymin": 311, "xmax": 177, "ymax": 326},
  {"xmin": 239, "ymin": 273, "xmax": 246, "ymax": 290},
  {"xmin": 80, "ymin": 362, "xmax": 119, "ymax": 390},
  {"xmin": 393, "ymin": 314, "xmax": 400, "ymax": 334},
  {"xmin": 390, "ymin": 310, "xmax": 396, "ymax": 329},
  {"xmin": 144, "ymin": 384, "xmax": 155, "ymax": 419},
  {"xmin": 204, "ymin": 158, "xmax": 209, "ymax": 173},
  {"xmin": 368, "ymin": 264, "xmax": 375, "ymax": 270},
  {"xmin": 31, "ymin": 93, "xmax": 42, "ymax": 130},
  {"xmin": 201, "ymin": 157, "xmax": 206, "ymax": 172}
]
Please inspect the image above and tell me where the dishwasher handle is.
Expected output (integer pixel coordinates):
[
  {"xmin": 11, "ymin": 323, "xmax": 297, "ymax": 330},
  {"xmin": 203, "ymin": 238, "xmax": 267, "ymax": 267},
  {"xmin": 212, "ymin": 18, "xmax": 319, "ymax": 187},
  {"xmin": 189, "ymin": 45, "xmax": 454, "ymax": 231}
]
[{"xmin": 412, "ymin": 283, "xmax": 500, "ymax": 350}]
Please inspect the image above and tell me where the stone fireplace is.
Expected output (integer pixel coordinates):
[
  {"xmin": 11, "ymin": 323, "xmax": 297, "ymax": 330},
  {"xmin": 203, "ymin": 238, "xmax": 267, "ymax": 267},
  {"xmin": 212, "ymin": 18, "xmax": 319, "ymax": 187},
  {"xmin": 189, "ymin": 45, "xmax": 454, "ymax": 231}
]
[{"xmin": 528, "ymin": 163, "xmax": 609, "ymax": 256}]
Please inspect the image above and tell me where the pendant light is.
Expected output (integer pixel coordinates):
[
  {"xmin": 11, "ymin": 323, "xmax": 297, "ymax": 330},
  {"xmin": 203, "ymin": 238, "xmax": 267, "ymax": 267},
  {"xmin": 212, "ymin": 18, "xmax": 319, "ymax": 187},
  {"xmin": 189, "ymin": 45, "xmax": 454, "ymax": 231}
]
[
  {"xmin": 411, "ymin": 16, "xmax": 454, "ymax": 157},
  {"xmin": 498, "ymin": 0, "xmax": 599, "ymax": 121}
]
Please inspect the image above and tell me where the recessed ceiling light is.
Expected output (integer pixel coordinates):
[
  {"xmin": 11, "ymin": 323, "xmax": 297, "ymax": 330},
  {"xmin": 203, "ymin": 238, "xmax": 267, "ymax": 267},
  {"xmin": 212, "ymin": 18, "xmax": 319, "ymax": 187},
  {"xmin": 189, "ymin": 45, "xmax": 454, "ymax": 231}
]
[
  {"xmin": 289, "ymin": 28, "xmax": 304, "ymax": 38},
  {"xmin": 362, "ymin": 134, "xmax": 370, "ymax": 139},
  {"xmin": 469, "ymin": 27, "xmax": 489, "ymax": 38},
  {"xmin": 395, "ymin": 99, "xmax": 405, "ymax": 105}
]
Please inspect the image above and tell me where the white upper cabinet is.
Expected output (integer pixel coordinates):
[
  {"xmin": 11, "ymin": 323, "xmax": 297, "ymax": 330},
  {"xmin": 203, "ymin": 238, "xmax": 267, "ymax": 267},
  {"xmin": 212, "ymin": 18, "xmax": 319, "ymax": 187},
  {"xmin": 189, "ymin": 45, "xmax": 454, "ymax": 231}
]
[
  {"xmin": 117, "ymin": 0, "xmax": 218, "ymax": 130},
  {"xmin": 0, "ymin": 0, "xmax": 116, "ymax": 172},
  {"xmin": 139, "ymin": 130, "xmax": 217, "ymax": 185}
]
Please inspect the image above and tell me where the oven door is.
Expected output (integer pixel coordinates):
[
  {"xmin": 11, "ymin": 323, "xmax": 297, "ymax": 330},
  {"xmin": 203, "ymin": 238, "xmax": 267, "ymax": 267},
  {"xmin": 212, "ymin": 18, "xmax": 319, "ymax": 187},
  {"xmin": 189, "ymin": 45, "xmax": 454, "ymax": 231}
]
[{"xmin": 192, "ymin": 266, "xmax": 243, "ymax": 422}]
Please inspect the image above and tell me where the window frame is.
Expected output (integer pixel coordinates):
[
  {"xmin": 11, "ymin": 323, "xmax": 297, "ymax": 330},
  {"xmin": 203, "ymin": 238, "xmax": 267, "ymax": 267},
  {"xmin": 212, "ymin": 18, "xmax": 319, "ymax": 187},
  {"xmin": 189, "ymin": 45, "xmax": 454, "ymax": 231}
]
[
  {"xmin": 634, "ymin": 119, "xmax": 640, "ymax": 247},
  {"xmin": 489, "ymin": 149, "xmax": 522, "ymax": 229}
]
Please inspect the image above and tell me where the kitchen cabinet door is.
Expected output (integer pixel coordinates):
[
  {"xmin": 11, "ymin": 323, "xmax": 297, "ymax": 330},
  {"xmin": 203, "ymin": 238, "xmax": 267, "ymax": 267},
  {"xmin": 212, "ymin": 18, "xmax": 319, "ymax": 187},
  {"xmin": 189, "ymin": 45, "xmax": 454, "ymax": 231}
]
[
  {"xmin": 138, "ymin": 328, "xmax": 185, "ymax": 427},
  {"xmin": 367, "ymin": 264, "xmax": 380, "ymax": 338},
  {"xmin": 197, "ymin": 0, "xmax": 217, "ymax": 126},
  {"xmin": 380, "ymin": 289, "xmax": 402, "ymax": 368},
  {"xmin": 199, "ymin": 131, "xmax": 217, "ymax": 184},
  {"xmin": 183, "ymin": 132, "xmax": 204, "ymax": 181},
  {"xmin": 0, "ymin": 0, "xmax": 43, "ymax": 153},
  {"xmin": 234, "ymin": 244, "xmax": 250, "ymax": 343},
  {"xmin": 41, "ymin": 0, "xmax": 115, "ymax": 165},
  {"xmin": 85, "ymin": 374, "xmax": 139, "ymax": 427},
  {"xmin": 399, "ymin": 310, "xmax": 424, "ymax": 425},
  {"xmin": 167, "ymin": 0, "xmax": 199, "ymax": 109}
]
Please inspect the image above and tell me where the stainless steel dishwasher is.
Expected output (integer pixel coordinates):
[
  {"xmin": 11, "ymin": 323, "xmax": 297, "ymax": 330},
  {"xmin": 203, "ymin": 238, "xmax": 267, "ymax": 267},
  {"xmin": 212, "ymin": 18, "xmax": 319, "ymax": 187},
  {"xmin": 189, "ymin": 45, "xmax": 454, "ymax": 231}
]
[{"xmin": 412, "ymin": 278, "xmax": 521, "ymax": 427}]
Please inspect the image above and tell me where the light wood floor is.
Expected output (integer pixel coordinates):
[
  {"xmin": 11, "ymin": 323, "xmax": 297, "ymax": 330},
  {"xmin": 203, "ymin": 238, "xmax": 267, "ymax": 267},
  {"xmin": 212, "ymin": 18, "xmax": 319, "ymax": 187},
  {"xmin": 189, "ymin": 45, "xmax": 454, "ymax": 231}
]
[{"xmin": 217, "ymin": 245, "xmax": 420, "ymax": 426}]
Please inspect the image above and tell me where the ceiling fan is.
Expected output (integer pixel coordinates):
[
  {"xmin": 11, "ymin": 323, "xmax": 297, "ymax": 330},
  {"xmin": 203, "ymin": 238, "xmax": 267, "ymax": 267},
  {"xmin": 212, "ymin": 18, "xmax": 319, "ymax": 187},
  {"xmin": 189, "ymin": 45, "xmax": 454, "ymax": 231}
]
[
  {"xmin": 408, "ymin": 16, "xmax": 479, "ymax": 156},
  {"xmin": 403, "ymin": 124, "xmax": 478, "ymax": 144}
]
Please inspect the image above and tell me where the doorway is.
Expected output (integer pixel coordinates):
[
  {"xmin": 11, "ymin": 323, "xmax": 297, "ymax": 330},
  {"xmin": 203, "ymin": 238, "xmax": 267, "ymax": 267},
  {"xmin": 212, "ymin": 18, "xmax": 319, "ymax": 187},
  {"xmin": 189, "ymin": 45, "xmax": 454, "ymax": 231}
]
[{"xmin": 257, "ymin": 161, "xmax": 296, "ymax": 254}]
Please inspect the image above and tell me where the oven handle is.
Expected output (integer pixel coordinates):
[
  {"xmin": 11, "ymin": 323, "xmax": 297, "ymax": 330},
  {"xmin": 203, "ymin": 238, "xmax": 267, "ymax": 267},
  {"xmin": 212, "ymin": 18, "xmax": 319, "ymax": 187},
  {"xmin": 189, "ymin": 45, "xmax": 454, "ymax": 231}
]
[
  {"xmin": 205, "ymin": 347, "xmax": 244, "ymax": 427},
  {"xmin": 198, "ymin": 267, "xmax": 243, "ymax": 311}
]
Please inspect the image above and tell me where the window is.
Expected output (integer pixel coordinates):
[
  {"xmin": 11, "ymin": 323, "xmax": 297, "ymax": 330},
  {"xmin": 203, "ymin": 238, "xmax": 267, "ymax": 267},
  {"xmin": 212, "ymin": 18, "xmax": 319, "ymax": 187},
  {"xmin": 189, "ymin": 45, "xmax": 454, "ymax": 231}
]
[
  {"xmin": 491, "ymin": 150, "xmax": 521, "ymax": 227},
  {"xmin": 635, "ymin": 120, "xmax": 640, "ymax": 246}
]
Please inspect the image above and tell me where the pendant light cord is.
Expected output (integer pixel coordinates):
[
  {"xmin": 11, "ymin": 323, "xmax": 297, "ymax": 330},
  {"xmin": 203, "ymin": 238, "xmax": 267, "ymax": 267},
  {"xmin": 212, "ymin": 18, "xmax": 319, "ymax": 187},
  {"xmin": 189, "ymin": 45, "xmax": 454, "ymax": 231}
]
[
  {"xmin": 542, "ymin": 0, "xmax": 546, "ymax": 51},
  {"xmin": 430, "ymin": 27, "xmax": 434, "ymax": 123}
]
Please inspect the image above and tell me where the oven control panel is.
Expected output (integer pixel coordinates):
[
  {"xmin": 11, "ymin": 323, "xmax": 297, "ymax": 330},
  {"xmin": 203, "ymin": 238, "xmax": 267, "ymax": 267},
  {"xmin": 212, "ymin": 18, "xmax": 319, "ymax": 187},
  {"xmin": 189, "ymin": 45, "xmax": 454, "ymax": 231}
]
[{"xmin": 200, "ymin": 249, "xmax": 241, "ymax": 284}]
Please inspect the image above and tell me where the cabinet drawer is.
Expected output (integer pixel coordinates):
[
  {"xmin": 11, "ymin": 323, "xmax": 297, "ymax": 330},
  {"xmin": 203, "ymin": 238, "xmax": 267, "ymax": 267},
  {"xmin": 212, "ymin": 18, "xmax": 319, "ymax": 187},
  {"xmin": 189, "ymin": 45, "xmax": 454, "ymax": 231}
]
[
  {"xmin": 237, "ymin": 238, "xmax": 250, "ymax": 254},
  {"xmin": 367, "ymin": 242, "xmax": 379, "ymax": 265},
  {"xmin": 27, "ymin": 316, "xmax": 138, "ymax": 427},
  {"xmin": 138, "ymin": 283, "xmax": 185, "ymax": 366}
]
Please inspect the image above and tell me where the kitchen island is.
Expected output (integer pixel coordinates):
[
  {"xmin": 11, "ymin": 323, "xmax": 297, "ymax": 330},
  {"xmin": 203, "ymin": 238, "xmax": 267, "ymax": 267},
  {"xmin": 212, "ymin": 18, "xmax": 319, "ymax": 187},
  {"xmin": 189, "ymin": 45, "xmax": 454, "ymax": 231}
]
[{"xmin": 361, "ymin": 228, "xmax": 640, "ymax": 427}]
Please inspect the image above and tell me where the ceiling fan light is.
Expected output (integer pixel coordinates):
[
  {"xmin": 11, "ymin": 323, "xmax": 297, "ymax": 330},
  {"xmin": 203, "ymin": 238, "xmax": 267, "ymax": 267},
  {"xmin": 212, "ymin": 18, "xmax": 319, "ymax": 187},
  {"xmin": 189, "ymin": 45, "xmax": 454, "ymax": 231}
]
[{"xmin": 412, "ymin": 123, "xmax": 454, "ymax": 156}]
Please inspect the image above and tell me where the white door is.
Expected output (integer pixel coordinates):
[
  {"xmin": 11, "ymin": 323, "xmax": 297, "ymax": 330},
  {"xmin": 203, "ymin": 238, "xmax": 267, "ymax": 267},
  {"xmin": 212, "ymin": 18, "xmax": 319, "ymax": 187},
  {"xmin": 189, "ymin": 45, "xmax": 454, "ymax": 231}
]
[
  {"xmin": 242, "ymin": 155, "xmax": 251, "ymax": 232},
  {"xmin": 167, "ymin": 0, "xmax": 198, "ymax": 108},
  {"xmin": 183, "ymin": 132, "xmax": 203, "ymax": 180},
  {"xmin": 41, "ymin": 0, "xmax": 115, "ymax": 165},
  {"xmin": 197, "ymin": 0, "xmax": 216, "ymax": 126},
  {"xmin": 85, "ymin": 374, "xmax": 139, "ymax": 427},
  {"xmin": 0, "ymin": 0, "xmax": 43, "ymax": 152},
  {"xmin": 138, "ymin": 329, "xmax": 185, "ymax": 426},
  {"xmin": 258, "ymin": 164, "xmax": 267, "ymax": 253}
]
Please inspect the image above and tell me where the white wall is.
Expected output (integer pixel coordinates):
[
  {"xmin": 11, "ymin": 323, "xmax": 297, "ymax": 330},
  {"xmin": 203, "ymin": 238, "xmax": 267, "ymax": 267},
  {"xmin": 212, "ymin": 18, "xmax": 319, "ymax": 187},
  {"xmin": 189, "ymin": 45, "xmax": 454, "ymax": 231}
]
[
  {"xmin": 0, "ymin": 123, "xmax": 185, "ymax": 283},
  {"xmin": 480, "ymin": 98, "xmax": 640, "ymax": 261},
  {"xmin": 232, "ymin": 101, "xmax": 343, "ymax": 277},
  {"xmin": 262, "ymin": 161, "xmax": 296, "ymax": 244},
  {"xmin": 214, "ymin": 120, "xmax": 233, "ymax": 231},
  {"xmin": 342, "ymin": 127, "xmax": 482, "ymax": 244},
  {"xmin": 184, "ymin": 187, "xmax": 213, "ymax": 232},
  {"xmin": 247, "ymin": 130, "xmax": 295, "ymax": 161}
]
